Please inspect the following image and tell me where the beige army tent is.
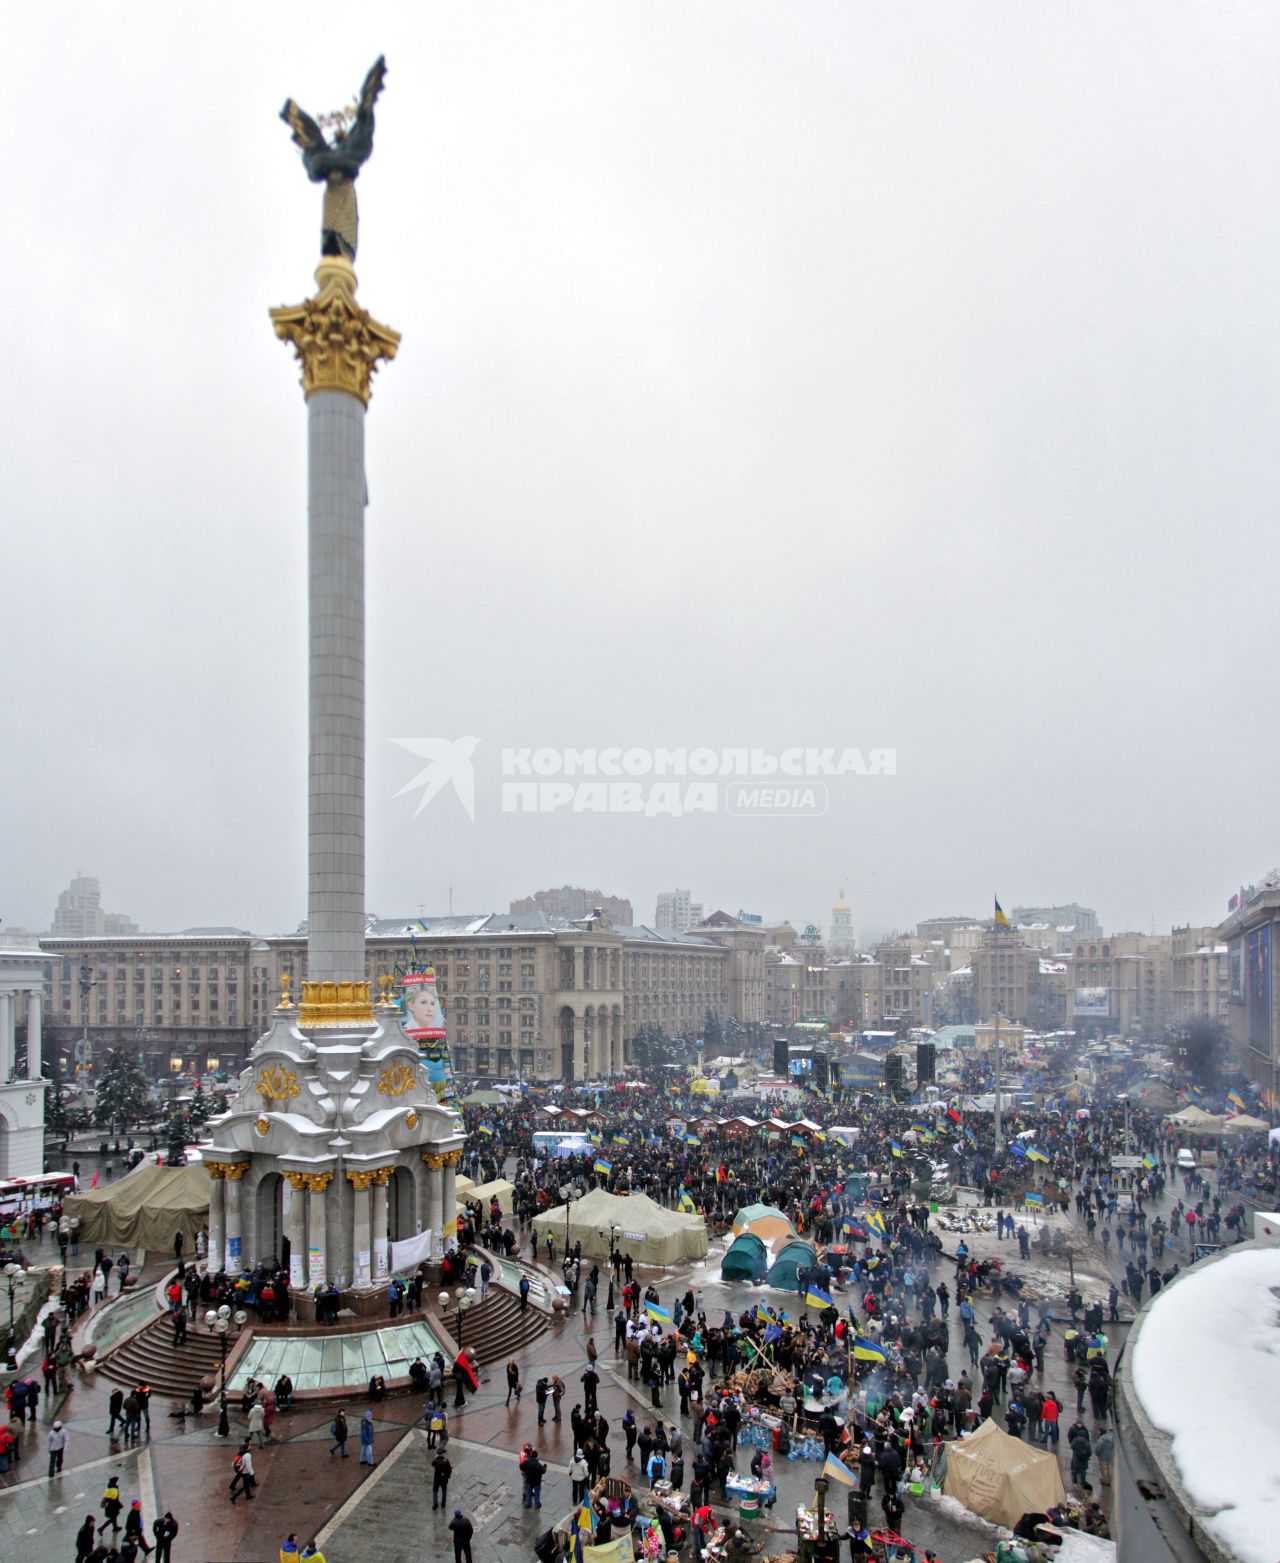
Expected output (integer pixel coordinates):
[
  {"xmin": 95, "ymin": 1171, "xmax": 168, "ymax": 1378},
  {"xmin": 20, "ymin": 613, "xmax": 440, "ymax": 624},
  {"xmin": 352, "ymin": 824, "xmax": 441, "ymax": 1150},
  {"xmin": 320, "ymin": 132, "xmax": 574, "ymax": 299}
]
[
  {"xmin": 458, "ymin": 1177, "xmax": 516, "ymax": 1215},
  {"xmin": 942, "ymin": 1418, "xmax": 1067, "ymax": 1529},
  {"xmin": 531, "ymin": 1186, "xmax": 707, "ymax": 1265},
  {"xmin": 1224, "ymin": 1113, "xmax": 1271, "ymax": 1134},
  {"xmin": 1166, "ymin": 1105, "xmax": 1226, "ymax": 1136},
  {"xmin": 63, "ymin": 1162, "xmax": 211, "ymax": 1250}
]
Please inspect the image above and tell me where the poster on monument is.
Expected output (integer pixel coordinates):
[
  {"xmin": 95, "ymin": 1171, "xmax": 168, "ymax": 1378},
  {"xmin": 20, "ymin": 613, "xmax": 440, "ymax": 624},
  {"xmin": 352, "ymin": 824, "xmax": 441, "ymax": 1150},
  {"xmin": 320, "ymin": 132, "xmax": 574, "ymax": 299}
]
[
  {"xmin": 398, "ymin": 962, "xmax": 458, "ymax": 1104},
  {"xmin": 390, "ymin": 1228, "xmax": 433, "ymax": 1272},
  {"xmin": 308, "ymin": 1245, "xmax": 325, "ymax": 1286}
]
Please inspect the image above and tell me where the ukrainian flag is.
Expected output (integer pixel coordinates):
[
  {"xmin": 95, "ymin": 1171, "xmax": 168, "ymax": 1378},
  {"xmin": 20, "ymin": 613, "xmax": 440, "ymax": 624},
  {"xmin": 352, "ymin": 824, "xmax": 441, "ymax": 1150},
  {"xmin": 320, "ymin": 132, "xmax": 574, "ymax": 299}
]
[
  {"xmin": 852, "ymin": 1335, "xmax": 887, "ymax": 1362},
  {"xmin": 477, "ymin": 1122, "xmax": 495, "ymax": 1135},
  {"xmin": 1027, "ymin": 1147, "xmax": 1050, "ymax": 1164},
  {"xmin": 1141, "ymin": 1154, "xmax": 1156, "ymax": 1170},
  {"xmin": 645, "ymin": 1300, "xmax": 672, "ymax": 1325},
  {"xmin": 805, "ymin": 1283, "xmax": 834, "ymax": 1309},
  {"xmin": 1024, "ymin": 1191, "xmax": 1044, "ymax": 1207},
  {"xmin": 1227, "ymin": 1090, "xmax": 1245, "ymax": 1113},
  {"xmin": 612, "ymin": 1133, "xmax": 630, "ymax": 1147},
  {"xmin": 594, "ymin": 1158, "xmax": 612, "ymax": 1176},
  {"xmin": 822, "ymin": 1452, "xmax": 858, "ymax": 1486},
  {"xmin": 678, "ymin": 1187, "xmax": 696, "ymax": 1214},
  {"xmin": 575, "ymin": 1502, "xmax": 597, "ymax": 1538},
  {"xmin": 791, "ymin": 1134, "xmax": 806, "ymax": 1149},
  {"xmin": 866, "ymin": 1211, "xmax": 886, "ymax": 1236},
  {"xmin": 756, "ymin": 1303, "xmax": 778, "ymax": 1325},
  {"xmin": 889, "ymin": 1140, "xmax": 903, "ymax": 1158},
  {"xmin": 963, "ymin": 1125, "xmax": 978, "ymax": 1148},
  {"xmin": 994, "ymin": 896, "xmax": 1011, "ymax": 929},
  {"xmin": 685, "ymin": 1135, "xmax": 701, "ymax": 1147}
]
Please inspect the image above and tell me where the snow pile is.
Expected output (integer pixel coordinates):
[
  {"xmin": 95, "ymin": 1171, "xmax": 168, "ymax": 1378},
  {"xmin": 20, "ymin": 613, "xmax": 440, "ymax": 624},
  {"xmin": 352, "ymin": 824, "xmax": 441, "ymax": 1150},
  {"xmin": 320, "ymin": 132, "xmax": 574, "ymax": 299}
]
[
  {"xmin": 1131, "ymin": 1246, "xmax": 1280, "ymax": 1563},
  {"xmin": 1053, "ymin": 1531, "xmax": 1116, "ymax": 1563}
]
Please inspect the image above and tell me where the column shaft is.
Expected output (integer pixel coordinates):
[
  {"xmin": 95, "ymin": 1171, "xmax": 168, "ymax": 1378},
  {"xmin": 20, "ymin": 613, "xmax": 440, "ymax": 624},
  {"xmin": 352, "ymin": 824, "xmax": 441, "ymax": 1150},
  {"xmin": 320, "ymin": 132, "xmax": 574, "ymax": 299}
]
[
  {"xmin": 441, "ymin": 1161, "xmax": 457, "ymax": 1249},
  {"xmin": 208, "ymin": 1177, "xmax": 226, "ymax": 1273},
  {"xmin": 426, "ymin": 1164, "xmax": 444, "ymax": 1256},
  {"xmin": 372, "ymin": 1179, "xmax": 390, "ymax": 1280},
  {"xmin": 352, "ymin": 1182, "xmax": 372, "ymax": 1287},
  {"xmin": 309, "ymin": 1185, "xmax": 328, "ymax": 1284},
  {"xmin": 225, "ymin": 1176, "xmax": 243, "ymax": 1269},
  {"xmin": 26, "ymin": 992, "xmax": 42, "ymax": 1078},
  {"xmin": 0, "ymin": 994, "xmax": 14, "ymax": 1081},
  {"xmin": 288, "ymin": 1185, "xmax": 307, "ymax": 1289},
  {"xmin": 307, "ymin": 389, "xmax": 367, "ymax": 983}
]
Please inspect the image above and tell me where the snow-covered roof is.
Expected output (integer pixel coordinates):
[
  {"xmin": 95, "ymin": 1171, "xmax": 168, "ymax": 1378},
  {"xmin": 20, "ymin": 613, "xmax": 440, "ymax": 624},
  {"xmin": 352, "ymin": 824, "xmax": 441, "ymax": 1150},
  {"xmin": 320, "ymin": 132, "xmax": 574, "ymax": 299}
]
[{"xmin": 1129, "ymin": 1245, "xmax": 1280, "ymax": 1563}]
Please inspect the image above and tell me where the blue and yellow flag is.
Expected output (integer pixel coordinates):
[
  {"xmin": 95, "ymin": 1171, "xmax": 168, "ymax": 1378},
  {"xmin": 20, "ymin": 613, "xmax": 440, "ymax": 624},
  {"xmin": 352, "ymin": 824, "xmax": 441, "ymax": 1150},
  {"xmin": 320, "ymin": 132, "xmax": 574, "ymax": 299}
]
[
  {"xmin": 612, "ymin": 1133, "xmax": 630, "ymax": 1147},
  {"xmin": 575, "ymin": 1503, "xmax": 597, "ymax": 1538},
  {"xmin": 994, "ymin": 896, "xmax": 1011, "ymax": 929},
  {"xmin": 477, "ymin": 1122, "xmax": 495, "ymax": 1136},
  {"xmin": 963, "ymin": 1124, "xmax": 978, "ymax": 1148},
  {"xmin": 1141, "ymin": 1153, "xmax": 1156, "ymax": 1170},
  {"xmin": 645, "ymin": 1300, "xmax": 672, "ymax": 1325},
  {"xmin": 1227, "ymin": 1090, "xmax": 1245, "ymax": 1112},
  {"xmin": 791, "ymin": 1134, "xmax": 806, "ymax": 1149},
  {"xmin": 888, "ymin": 1139, "xmax": 903, "ymax": 1159},
  {"xmin": 822, "ymin": 1452, "xmax": 858, "ymax": 1486},
  {"xmin": 1024, "ymin": 1191, "xmax": 1044, "ymax": 1208},
  {"xmin": 805, "ymin": 1283, "xmax": 834, "ymax": 1309},
  {"xmin": 594, "ymin": 1158, "xmax": 612, "ymax": 1176},
  {"xmin": 866, "ymin": 1210, "xmax": 886, "ymax": 1237},
  {"xmin": 678, "ymin": 1187, "xmax": 696, "ymax": 1214},
  {"xmin": 1027, "ymin": 1147, "xmax": 1050, "ymax": 1164},
  {"xmin": 756, "ymin": 1302, "xmax": 778, "ymax": 1325},
  {"xmin": 851, "ymin": 1334, "xmax": 887, "ymax": 1362}
]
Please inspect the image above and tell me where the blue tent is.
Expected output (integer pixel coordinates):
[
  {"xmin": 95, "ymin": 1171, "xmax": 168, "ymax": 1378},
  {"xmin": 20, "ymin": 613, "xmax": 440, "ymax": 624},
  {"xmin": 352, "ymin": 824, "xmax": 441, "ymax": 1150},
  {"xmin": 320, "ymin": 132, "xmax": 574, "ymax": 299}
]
[
  {"xmin": 766, "ymin": 1237, "xmax": 818, "ymax": 1291},
  {"xmin": 721, "ymin": 1231, "xmax": 769, "ymax": 1281}
]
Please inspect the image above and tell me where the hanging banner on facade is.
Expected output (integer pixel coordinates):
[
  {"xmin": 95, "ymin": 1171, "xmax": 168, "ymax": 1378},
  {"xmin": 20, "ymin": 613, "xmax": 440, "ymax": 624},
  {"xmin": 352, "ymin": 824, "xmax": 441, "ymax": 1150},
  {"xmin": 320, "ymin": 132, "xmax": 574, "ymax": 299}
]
[{"xmin": 390, "ymin": 1227, "xmax": 433, "ymax": 1272}]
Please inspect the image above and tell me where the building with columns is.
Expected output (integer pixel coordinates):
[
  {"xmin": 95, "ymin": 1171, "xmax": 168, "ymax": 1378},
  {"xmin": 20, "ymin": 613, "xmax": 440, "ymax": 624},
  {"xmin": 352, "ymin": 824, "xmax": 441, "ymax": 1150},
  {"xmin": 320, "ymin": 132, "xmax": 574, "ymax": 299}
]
[{"xmin": 0, "ymin": 950, "xmax": 50, "ymax": 1176}]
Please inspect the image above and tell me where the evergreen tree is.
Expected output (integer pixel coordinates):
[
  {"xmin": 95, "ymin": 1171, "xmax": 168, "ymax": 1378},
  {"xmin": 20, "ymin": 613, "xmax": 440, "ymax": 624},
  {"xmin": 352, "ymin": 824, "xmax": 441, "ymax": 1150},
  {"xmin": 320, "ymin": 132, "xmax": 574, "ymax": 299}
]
[
  {"xmin": 188, "ymin": 1081, "xmax": 213, "ymax": 1127},
  {"xmin": 93, "ymin": 1048, "xmax": 151, "ymax": 1133},
  {"xmin": 702, "ymin": 1009, "xmax": 725, "ymax": 1052},
  {"xmin": 165, "ymin": 1112, "xmax": 189, "ymax": 1167}
]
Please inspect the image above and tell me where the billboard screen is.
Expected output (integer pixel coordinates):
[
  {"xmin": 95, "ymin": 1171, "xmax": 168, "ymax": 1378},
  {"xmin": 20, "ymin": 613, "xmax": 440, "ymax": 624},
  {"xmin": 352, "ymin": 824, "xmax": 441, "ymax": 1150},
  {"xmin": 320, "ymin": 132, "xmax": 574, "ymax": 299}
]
[
  {"xmin": 1230, "ymin": 940, "xmax": 1245, "ymax": 1004},
  {"xmin": 1074, "ymin": 986, "xmax": 1110, "ymax": 1018},
  {"xmin": 1247, "ymin": 926, "xmax": 1272, "ymax": 1054}
]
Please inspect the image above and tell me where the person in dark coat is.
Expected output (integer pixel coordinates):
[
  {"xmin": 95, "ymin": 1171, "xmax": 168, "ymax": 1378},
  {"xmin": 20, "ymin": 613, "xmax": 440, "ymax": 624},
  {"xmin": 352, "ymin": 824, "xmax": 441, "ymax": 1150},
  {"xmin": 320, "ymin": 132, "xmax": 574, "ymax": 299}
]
[{"xmin": 449, "ymin": 1508, "xmax": 474, "ymax": 1563}]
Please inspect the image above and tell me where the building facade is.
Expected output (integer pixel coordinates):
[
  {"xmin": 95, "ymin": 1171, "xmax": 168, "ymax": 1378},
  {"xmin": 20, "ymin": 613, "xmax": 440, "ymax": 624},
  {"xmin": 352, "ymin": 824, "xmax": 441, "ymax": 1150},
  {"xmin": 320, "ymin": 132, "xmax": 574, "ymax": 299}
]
[
  {"xmin": 509, "ymin": 886, "xmax": 634, "ymax": 926},
  {"xmin": 828, "ymin": 892, "xmax": 855, "ymax": 956},
  {"xmin": 0, "ymin": 950, "xmax": 50, "ymax": 1176},
  {"xmin": 1170, "ymin": 925, "xmax": 1230, "ymax": 1029},
  {"xmin": 51, "ymin": 874, "xmax": 138, "ymax": 938},
  {"xmin": 1065, "ymin": 932, "xmax": 1172, "ymax": 1036},
  {"xmin": 1011, "ymin": 902, "xmax": 1100, "ymax": 938},
  {"xmin": 1220, "ymin": 887, "xmax": 1280, "ymax": 1110},
  {"xmin": 655, "ymin": 889, "xmax": 703, "ymax": 934},
  {"xmin": 42, "ymin": 908, "xmax": 767, "ymax": 1085}
]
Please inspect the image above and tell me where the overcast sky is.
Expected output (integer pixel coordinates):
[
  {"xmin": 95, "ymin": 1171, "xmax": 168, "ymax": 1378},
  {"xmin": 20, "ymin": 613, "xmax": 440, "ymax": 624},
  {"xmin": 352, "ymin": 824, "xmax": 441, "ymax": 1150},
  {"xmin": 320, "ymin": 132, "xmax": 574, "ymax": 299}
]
[{"xmin": 4, "ymin": 2, "xmax": 1278, "ymax": 944}]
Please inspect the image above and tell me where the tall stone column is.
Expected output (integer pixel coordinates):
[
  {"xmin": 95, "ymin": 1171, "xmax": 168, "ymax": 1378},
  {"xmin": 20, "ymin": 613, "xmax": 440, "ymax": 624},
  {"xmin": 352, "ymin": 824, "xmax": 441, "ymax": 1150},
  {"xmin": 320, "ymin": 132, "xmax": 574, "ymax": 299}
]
[
  {"xmin": 349, "ymin": 1171, "xmax": 374, "ymax": 1288},
  {"xmin": 441, "ymin": 1154, "xmax": 458, "ymax": 1250},
  {"xmin": 224, "ymin": 1164, "xmax": 247, "ymax": 1270},
  {"xmin": 25, "ymin": 991, "xmax": 41, "ymax": 1079},
  {"xmin": 307, "ymin": 1173, "xmax": 332, "ymax": 1286},
  {"xmin": 424, "ymin": 1153, "xmax": 444, "ymax": 1256},
  {"xmin": 285, "ymin": 1172, "xmax": 308, "ymax": 1290},
  {"xmin": 207, "ymin": 1169, "xmax": 226, "ymax": 1273},
  {"xmin": 272, "ymin": 256, "xmax": 398, "ymax": 994},
  {"xmin": 0, "ymin": 993, "xmax": 14, "ymax": 1082},
  {"xmin": 372, "ymin": 1170, "xmax": 390, "ymax": 1280}
]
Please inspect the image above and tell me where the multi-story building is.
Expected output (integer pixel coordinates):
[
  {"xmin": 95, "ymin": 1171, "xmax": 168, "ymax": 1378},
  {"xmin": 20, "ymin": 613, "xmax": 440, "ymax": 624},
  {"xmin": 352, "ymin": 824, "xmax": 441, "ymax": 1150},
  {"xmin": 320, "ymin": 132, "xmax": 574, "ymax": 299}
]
[
  {"xmin": 1170, "ymin": 925, "xmax": 1230, "ymax": 1029},
  {"xmin": 873, "ymin": 939, "xmax": 937, "ymax": 1028},
  {"xmin": 915, "ymin": 916, "xmax": 980, "ymax": 951},
  {"xmin": 1064, "ymin": 932, "xmax": 1172, "ymax": 1036},
  {"xmin": 970, "ymin": 929, "xmax": 1042, "ymax": 1026},
  {"xmin": 50, "ymin": 874, "xmax": 138, "ymax": 939},
  {"xmin": 1012, "ymin": 903, "xmax": 1100, "ymax": 938},
  {"xmin": 655, "ymin": 890, "xmax": 703, "ymax": 934},
  {"xmin": 1220, "ymin": 883, "xmax": 1280, "ymax": 1109},
  {"xmin": 42, "ymin": 907, "xmax": 767, "ymax": 1084},
  {"xmin": 509, "ymin": 886, "xmax": 634, "ymax": 927}
]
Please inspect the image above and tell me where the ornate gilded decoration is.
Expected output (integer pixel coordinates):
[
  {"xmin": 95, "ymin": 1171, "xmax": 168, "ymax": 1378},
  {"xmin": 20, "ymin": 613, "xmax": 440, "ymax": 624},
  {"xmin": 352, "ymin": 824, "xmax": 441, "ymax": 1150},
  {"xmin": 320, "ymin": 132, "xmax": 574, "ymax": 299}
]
[
  {"xmin": 376, "ymin": 1060, "xmax": 415, "ymax": 1098},
  {"xmin": 278, "ymin": 972, "xmax": 293, "ymax": 1009},
  {"xmin": 295, "ymin": 977, "xmax": 376, "ymax": 1028},
  {"xmin": 298, "ymin": 1172, "xmax": 334, "ymax": 1193},
  {"xmin": 283, "ymin": 1171, "xmax": 310, "ymax": 1191},
  {"xmin": 271, "ymin": 257, "xmax": 400, "ymax": 408},
  {"xmin": 377, "ymin": 972, "xmax": 395, "ymax": 1007},
  {"xmin": 404, "ymin": 1110, "xmax": 418, "ymax": 1130},
  {"xmin": 256, "ymin": 1063, "xmax": 300, "ymax": 1102},
  {"xmin": 255, "ymin": 1116, "xmax": 270, "ymax": 1136},
  {"xmin": 223, "ymin": 1163, "xmax": 248, "ymax": 1181},
  {"xmin": 442, "ymin": 1149, "xmax": 463, "ymax": 1167},
  {"xmin": 348, "ymin": 1166, "xmax": 392, "ymax": 1191},
  {"xmin": 422, "ymin": 1151, "xmax": 446, "ymax": 1169}
]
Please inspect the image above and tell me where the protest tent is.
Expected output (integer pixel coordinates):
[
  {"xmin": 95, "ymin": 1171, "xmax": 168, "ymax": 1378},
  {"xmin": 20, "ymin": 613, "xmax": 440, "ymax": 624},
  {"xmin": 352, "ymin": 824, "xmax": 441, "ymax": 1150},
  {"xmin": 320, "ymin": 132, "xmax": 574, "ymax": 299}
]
[
  {"xmin": 721, "ymin": 1231, "xmax": 769, "ymax": 1281},
  {"xmin": 458, "ymin": 1177, "xmax": 516, "ymax": 1215},
  {"xmin": 766, "ymin": 1236, "xmax": 818, "ymax": 1290},
  {"xmin": 941, "ymin": 1418, "xmax": 1067, "ymax": 1529},
  {"xmin": 731, "ymin": 1203, "xmax": 795, "ymax": 1245},
  {"xmin": 63, "ymin": 1161, "xmax": 211, "ymax": 1250},
  {"xmin": 1224, "ymin": 1113, "xmax": 1270, "ymax": 1135},
  {"xmin": 530, "ymin": 1186, "xmax": 707, "ymax": 1265},
  {"xmin": 1166, "ymin": 1105, "xmax": 1226, "ymax": 1136}
]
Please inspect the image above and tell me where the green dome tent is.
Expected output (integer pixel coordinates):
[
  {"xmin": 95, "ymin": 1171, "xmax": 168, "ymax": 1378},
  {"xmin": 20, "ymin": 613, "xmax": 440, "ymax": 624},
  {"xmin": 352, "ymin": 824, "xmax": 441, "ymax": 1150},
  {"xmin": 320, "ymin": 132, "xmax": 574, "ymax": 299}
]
[
  {"xmin": 767, "ymin": 1237, "xmax": 818, "ymax": 1291},
  {"xmin": 721, "ymin": 1231, "xmax": 769, "ymax": 1281}
]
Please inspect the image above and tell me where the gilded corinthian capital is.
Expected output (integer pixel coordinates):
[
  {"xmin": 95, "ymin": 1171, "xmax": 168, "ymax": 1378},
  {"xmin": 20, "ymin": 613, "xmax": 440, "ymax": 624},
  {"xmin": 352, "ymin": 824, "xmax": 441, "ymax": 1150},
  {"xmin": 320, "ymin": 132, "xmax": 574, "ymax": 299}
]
[{"xmin": 271, "ymin": 256, "xmax": 399, "ymax": 407}]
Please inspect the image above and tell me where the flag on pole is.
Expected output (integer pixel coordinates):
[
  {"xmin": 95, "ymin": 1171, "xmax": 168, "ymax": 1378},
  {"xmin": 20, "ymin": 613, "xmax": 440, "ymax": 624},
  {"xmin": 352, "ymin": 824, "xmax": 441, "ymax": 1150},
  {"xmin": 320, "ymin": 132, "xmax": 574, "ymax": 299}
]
[
  {"xmin": 594, "ymin": 1158, "xmax": 612, "ymax": 1176},
  {"xmin": 477, "ymin": 1122, "xmax": 495, "ymax": 1136},
  {"xmin": 851, "ymin": 1334, "xmax": 888, "ymax": 1362},
  {"xmin": 756, "ymin": 1303, "xmax": 778, "ymax": 1325},
  {"xmin": 612, "ymin": 1134, "xmax": 630, "ymax": 1147},
  {"xmin": 994, "ymin": 896, "xmax": 1011, "ymax": 929},
  {"xmin": 1227, "ymin": 1090, "xmax": 1245, "ymax": 1113},
  {"xmin": 822, "ymin": 1452, "xmax": 858, "ymax": 1486},
  {"xmin": 1024, "ymin": 1191, "xmax": 1044, "ymax": 1208},
  {"xmin": 678, "ymin": 1187, "xmax": 696, "ymax": 1214},
  {"xmin": 805, "ymin": 1283, "xmax": 834, "ymax": 1309},
  {"xmin": 645, "ymin": 1300, "xmax": 672, "ymax": 1325},
  {"xmin": 888, "ymin": 1140, "xmax": 903, "ymax": 1158},
  {"xmin": 1027, "ymin": 1147, "xmax": 1050, "ymax": 1164},
  {"xmin": 1141, "ymin": 1153, "xmax": 1156, "ymax": 1170},
  {"xmin": 866, "ymin": 1210, "xmax": 886, "ymax": 1237}
]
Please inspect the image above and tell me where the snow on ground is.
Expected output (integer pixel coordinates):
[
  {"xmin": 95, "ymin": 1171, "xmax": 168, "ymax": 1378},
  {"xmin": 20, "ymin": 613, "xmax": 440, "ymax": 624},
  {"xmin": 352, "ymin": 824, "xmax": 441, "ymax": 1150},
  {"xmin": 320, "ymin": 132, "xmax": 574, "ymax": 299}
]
[
  {"xmin": 1131, "ymin": 1245, "xmax": 1280, "ymax": 1563},
  {"xmin": 1053, "ymin": 1529, "xmax": 1117, "ymax": 1563},
  {"xmin": 931, "ymin": 1203, "xmax": 1113, "ymax": 1304}
]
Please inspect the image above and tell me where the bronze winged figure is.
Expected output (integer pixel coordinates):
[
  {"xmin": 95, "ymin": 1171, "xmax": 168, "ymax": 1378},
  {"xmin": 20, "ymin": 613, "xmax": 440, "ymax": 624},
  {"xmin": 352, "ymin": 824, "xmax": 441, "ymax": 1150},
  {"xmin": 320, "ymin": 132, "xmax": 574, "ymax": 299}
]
[{"xmin": 281, "ymin": 56, "xmax": 387, "ymax": 261}]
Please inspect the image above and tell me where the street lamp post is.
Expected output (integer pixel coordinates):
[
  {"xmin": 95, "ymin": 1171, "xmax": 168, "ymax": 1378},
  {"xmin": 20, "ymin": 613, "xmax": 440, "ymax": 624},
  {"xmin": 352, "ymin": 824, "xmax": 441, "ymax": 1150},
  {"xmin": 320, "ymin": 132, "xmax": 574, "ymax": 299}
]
[
  {"xmin": 204, "ymin": 1303, "xmax": 246, "ymax": 1438},
  {"xmin": 559, "ymin": 1182, "xmax": 581, "ymax": 1255},
  {"xmin": 454, "ymin": 1285, "xmax": 475, "ymax": 1348},
  {"xmin": 3, "ymin": 1263, "xmax": 21, "ymax": 1346}
]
